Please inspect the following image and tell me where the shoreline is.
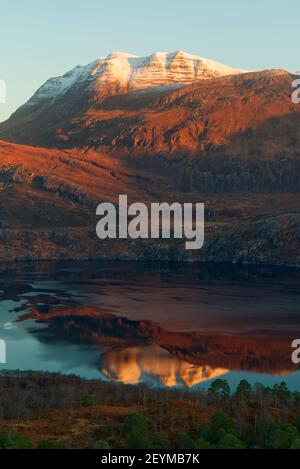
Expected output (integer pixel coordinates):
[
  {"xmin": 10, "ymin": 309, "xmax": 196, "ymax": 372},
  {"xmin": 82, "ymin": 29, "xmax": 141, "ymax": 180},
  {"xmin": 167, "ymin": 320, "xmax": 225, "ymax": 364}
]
[{"xmin": 1, "ymin": 252, "xmax": 300, "ymax": 270}]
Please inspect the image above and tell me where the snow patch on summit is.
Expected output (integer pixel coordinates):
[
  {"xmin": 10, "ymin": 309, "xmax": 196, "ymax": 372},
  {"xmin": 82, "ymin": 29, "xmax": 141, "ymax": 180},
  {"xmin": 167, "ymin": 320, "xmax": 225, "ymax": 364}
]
[
  {"xmin": 27, "ymin": 63, "xmax": 94, "ymax": 105},
  {"xmin": 25, "ymin": 50, "xmax": 246, "ymax": 106}
]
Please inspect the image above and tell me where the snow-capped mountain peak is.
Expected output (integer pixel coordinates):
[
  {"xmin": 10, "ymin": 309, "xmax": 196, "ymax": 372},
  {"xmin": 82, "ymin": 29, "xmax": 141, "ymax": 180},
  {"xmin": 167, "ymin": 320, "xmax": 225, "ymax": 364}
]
[{"xmin": 26, "ymin": 50, "xmax": 245, "ymax": 106}]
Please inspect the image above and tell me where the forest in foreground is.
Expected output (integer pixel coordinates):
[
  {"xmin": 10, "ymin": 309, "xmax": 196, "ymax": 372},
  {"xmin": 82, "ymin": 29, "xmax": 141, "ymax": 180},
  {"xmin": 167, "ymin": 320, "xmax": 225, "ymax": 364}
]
[{"xmin": 0, "ymin": 371, "xmax": 300, "ymax": 449}]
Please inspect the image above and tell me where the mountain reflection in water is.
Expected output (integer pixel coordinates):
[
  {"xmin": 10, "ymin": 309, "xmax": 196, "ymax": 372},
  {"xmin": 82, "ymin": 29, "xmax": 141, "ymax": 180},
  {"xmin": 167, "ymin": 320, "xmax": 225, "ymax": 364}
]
[
  {"xmin": 100, "ymin": 345, "xmax": 229, "ymax": 387},
  {"xmin": 0, "ymin": 261, "xmax": 299, "ymax": 390}
]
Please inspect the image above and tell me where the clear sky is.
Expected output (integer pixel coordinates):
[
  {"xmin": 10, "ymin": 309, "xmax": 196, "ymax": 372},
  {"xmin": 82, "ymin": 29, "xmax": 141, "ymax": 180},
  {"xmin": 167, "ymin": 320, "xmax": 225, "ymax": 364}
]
[{"xmin": 0, "ymin": 0, "xmax": 299, "ymax": 122}]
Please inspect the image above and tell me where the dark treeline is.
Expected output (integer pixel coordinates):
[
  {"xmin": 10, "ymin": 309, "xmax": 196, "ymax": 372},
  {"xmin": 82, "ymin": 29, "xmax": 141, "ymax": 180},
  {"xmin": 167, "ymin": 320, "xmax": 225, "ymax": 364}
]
[{"xmin": 0, "ymin": 371, "xmax": 300, "ymax": 449}]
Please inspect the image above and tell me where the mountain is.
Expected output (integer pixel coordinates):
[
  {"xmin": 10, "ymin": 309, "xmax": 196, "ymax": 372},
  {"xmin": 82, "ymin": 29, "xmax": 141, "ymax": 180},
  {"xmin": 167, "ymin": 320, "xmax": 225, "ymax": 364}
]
[
  {"xmin": 0, "ymin": 50, "xmax": 244, "ymax": 146},
  {"xmin": 0, "ymin": 52, "xmax": 300, "ymax": 264},
  {"xmin": 0, "ymin": 64, "xmax": 299, "ymax": 169},
  {"xmin": 1, "ymin": 67, "xmax": 300, "ymax": 192}
]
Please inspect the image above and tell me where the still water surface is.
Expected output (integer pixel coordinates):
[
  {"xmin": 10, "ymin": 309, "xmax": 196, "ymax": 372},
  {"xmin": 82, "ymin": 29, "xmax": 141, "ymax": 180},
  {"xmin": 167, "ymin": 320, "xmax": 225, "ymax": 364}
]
[{"xmin": 0, "ymin": 261, "xmax": 299, "ymax": 390}]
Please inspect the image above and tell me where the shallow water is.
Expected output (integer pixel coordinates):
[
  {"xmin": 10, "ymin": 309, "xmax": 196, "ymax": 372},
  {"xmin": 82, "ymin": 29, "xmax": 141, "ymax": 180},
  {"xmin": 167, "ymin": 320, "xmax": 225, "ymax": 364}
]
[{"xmin": 0, "ymin": 261, "xmax": 299, "ymax": 390}]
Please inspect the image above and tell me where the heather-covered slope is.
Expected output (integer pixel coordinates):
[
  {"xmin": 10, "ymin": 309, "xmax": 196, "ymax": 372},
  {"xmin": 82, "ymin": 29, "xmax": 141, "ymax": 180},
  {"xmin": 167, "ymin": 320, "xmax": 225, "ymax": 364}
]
[{"xmin": 0, "ymin": 140, "xmax": 300, "ymax": 264}]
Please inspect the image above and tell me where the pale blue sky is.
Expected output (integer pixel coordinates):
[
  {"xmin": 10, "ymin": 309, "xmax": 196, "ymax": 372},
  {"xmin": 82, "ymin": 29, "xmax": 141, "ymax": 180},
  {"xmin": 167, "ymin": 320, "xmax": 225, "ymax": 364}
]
[{"xmin": 0, "ymin": 0, "xmax": 299, "ymax": 121}]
